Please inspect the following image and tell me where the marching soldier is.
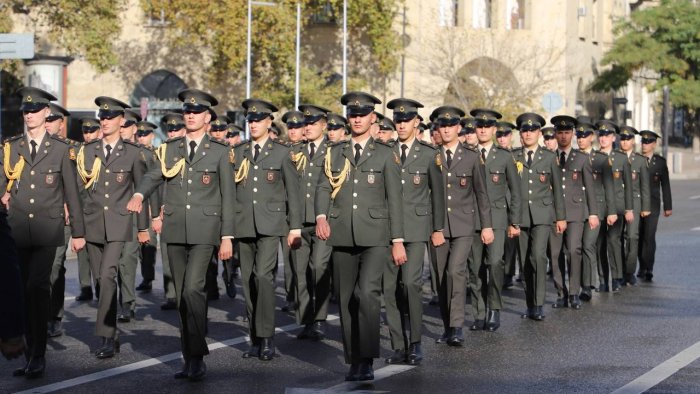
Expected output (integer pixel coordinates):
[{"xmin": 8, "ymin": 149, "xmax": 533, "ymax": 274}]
[
  {"xmin": 134, "ymin": 121, "xmax": 159, "ymax": 295},
  {"xmin": 430, "ymin": 105, "xmax": 493, "ymax": 345},
  {"xmin": 232, "ymin": 99, "xmax": 302, "ymax": 361},
  {"xmin": 383, "ymin": 98, "xmax": 445, "ymax": 365},
  {"xmin": 468, "ymin": 109, "xmax": 521, "ymax": 331},
  {"xmin": 128, "ymin": 89, "xmax": 236, "ymax": 381},
  {"xmin": 289, "ymin": 104, "xmax": 334, "ymax": 341},
  {"xmin": 284, "ymin": 110, "xmax": 306, "ymax": 144},
  {"xmin": 595, "ymin": 120, "xmax": 633, "ymax": 292},
  {"xmin": 226, "ymin": 124, "xmax": 243, "ymax": 146},
  {"xmin": 618, "ymin": 126, "xmax": 651, "ymax": 286},
  {"xmin": 542, "ymin": 127, "xmax": 557, "ymax": 151},
  {"xmin": 1, "ymin": 87, "xmax": 86, "ymax": 378},
  {"xmin": 315, "ymin": 91, "xmax": 406, "ymax": 381},
  {"xmin": 638, "ymin": 130, "xmax": 672, "ymax": 281},
  {"xmin": 376, "ymin": 116, "xmax": 396, "ymax": 144},
  {"xmin": 575, "ymin": 120, "xmax": 616, "ymax": 301},
  {"xmin": 513, "ymin": 113, "xmax": 566, "ymax": 321},
  {"xmin": 326, "ymin": 113, "xmax": 348, "ymax": 143},
  {"xmin": 495, "ymin": 121, "xmax": 520, "ymax": 288},
  {"xmin": 548, "ymin": 116, "xmax": 598, "ymax": 310},
  {"xmin": 209, "ymin": 115, "xmax": 230, "ymax": 141},
  {"xmin": 460, "ymin": 117, "xmax": 478, "ymax": 147}
]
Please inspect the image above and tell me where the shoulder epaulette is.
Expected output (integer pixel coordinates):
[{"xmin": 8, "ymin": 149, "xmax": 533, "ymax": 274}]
[
  {"xmin": 460, "ymin": 143, "xmax": 477, "ymax": 152},
  {"xmin": 653, "ymin": 153, "xmax": 666, "ymax": 161},
  {"xmin": 539, "ymin": 148, "xmax": 556, "ymax": 156},
  {"xmin": 4, "ymin": 134, "xmax": 23, "ymax": 143},
  {"xmin": 233, "ymin": 140, "xmax": 248, "ymax": 149},
  {"xmin": 417, "ymin": 139, "xmax": 438, "ymax": 150},
  {"xmin": 494, "ymin": 145, "xmax": 511, "ymax": 153},
  {"xmin": 327, "ymin": 140, "xmax": 349, "ymax": 148},
  {"xmin": 511, "ymin": 146, "xmax": 523, "ymax": 153},
  {"xmin": 50, "ymin": 134, "xmax": 71, "ymax": 145},
  {"xmin": 634, "ymin": 152, "xmax": 645, "ymax": 158},
  {"xmin": 373, "ymin": 140, "xmax": 393, "ymax": 148},
  {"xmin": 84, "ymin": 139, "xmax": 100, "ymax": 146},
  {"xmin": 272, "ymin": 139, "xmax": 290, "ymax": 147},
  {"xmin": 210, "ymin": 137, "xmax": 229, "ymax": 146},
  {"xmin": 123, "ymin": 139, "xmax": 141, "ymax": 148}
]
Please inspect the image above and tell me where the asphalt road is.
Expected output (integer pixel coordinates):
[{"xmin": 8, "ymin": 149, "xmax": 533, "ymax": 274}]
[{"xmin": 1, "ymin": 179, "xmax": 699, "ymax": 394}]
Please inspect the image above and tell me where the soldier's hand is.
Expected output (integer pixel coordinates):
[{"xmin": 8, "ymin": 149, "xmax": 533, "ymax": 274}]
[
  {"xmin": 0, "ymin": 336, "xmax": 26, "ymax": 360},
  {"xmin": 556, "ymin": 220, "xmax": 567, "ymax": 234},
  {"xmin": 624, "ymin": 211, "xmax": 634, "ymax": 223},
  {"xmin": 1, "ymin": 192, "xmax": 9, "ymax": 209},
  {"xmin": 431, "ymin": 231, "xmax": 445, "ymax": 247},
  {"xmin": 219, "ymin": 238, "xmax": 233, "ymax": 260},
  {"xmin": 71, "ymin": 237, "xmax": 86, "ymax": 252},
  {"xmin": 316, "ymin": 217, "xmax": 330, "ymax": 240},
  {"xmin": 127, "ymin": 195, "xmax": 143, "ymax": 213},
  {"xmin": 152, "ymin": 218, "xmax": 162, "ymax": 234},
  {"xmin": 588, "ymin": 215, "xmax": 600, "ymax": 230},
  {"xmin": 392, "ymin": 242, "xmax": 407, "ymax": 266},
  {"xmin": 607, "ymin": 214, "xmax": 618, "ymax": 226},
  {"xmin": 137, "ymin": 231, "xmax": 150, "ymax": 244},
  {"xmin": 664, "ymin": 210, "xmax": 672, "ymax": 217},
  {"xmin": 288, "ymin": 232, "xmax": 302, "ymax": 249},
  {"xmin": 481, "ymin": 228, "xmax": 495, "ymax": 245},
  {"xmin": 641, "ymin": 211, "xmax": 651, "ymax": 218},
  {"xmin": 507, "ymin": 225, "xmax": 520, "ymax": 238}
]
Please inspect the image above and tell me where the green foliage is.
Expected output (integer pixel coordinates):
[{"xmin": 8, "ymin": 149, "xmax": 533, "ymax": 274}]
[{"xmin": 591, "ymin": 0, "xmax": 700, "ymax": 110}]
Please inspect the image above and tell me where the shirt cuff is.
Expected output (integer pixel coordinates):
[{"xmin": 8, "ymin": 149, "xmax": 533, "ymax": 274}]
[
  {"xmin": 392, "ymin": 238, "xmax": 404, "ymax": 243},
  {"xmin": 133, "ymin": 192, "xmax": 144, "ymax": 200},
  {"xmin": 221, "ymin": 236, "xmax": 234, "ymax": 240},
  {"xmin": 290, "ymin": 229, "xmax": 301, "ymax": 235},
  {"xmin": 316, "ymin": 214, "xmax": 327, "ymax": 220}
]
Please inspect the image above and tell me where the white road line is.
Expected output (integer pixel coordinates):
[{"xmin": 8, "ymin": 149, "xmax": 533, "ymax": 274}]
[
  {"xmin": 688, "ymin": 195, "xmax": 700, "ymax": 200},
  {"xmin": 285, "ymin": 364, "xmax": 416, "ymax": 393},
  {"xmin": 18, "ymin": 315, "xmax": 339, "ymax": 394},
  {"xmin": 611, "ymin": 340, "xmax": 700, "ymax": 394},
  {"xmin": 691, "ymin": 227, "xmax": 700, "ymax": 231}
]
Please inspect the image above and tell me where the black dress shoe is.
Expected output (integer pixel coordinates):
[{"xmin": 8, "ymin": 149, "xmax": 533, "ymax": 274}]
[
  {"xmin": 13, "ymin": 360, "xmax": 29, "ymax": 377},
  {"xmin": 242, "ymin": 342, "xmax": 260, "ymax": 359},
  {"xmin": 95, "ymin": 337, "xmax": 120, "ymax": 359},
  {"xmin": 224, "ymin": 276, "xmax": 237, "ymax": 299},
  {"xmin": 436, "ymin": 327, "xmax": 453, "ymax": 344},
  {"xmin": 612, "ymin": 279, "xmax": 622, "ymax": 292},
  {"xmin": 356, "ymin": 359, "xmax": 374, "ymax": 381},
  {"xmin": 597, "ymin": 282, "xmax": 609, "ymax": 293},
  {"xmin": 385, "ymin": 349, "xmax": 406, "ymax": 364},
  {"xmin": 531, "ymin": 306, "xmax": 545, "ymax": 321},
  {"xmin": 503, "ymin": 276, "xmax": 514, "ymax": 289},
  {"xmin": 259, "ymin": 337, "xmax": 275, "ymax": 361},
  {"xmin": 469, "ymin": 320, "xmax": 485, "ymax": 331},
  {"xmin": 428, "ymin": 294, "xmax": 439, "ymax": 305},
  {"xmin": 407, "ymin": 343, "xmax": 423, "ymax": 365},
  {"xmin": 281, "ymin": 301, "xmax": 297, "ymax": 312},
  {"xmin": 569, "ymin": 295, "xmax": 582, "ymax": 310},
  {"xmin": 297, "ymin": 324, "xmax": 315, "ymax": 340},
  {"xmin": 75, "ymin": 287, "xmax": 94, "ymax": 301},
  {"xmin": 644, "ymin": 272, "xmax": 653, "ymax": 282},
  {"xmin": 344, "ymin": 363, "xmax": 360, "ymax": 381},
  {"xmin": 579, "ymin": 289, "xmax": 592, "ymax": 302},
  {"xmin": 188, "ymin": 358, "xmax": 206, "ymax": 381},
  {"xmin": 136, "ymin": 280, "xmax": 152, "ymax": 292},
  {"xmin": 117, "ymin": 308, "xmax": 135, "ymax": 323},
  {"xmin": 552, "ymin": 297, "xmax": 568, "ymax": 308},
  {"xmin": 521, "ymin": 307, "xmax": 534, "ymax": 319},
  {"xmin": 484, "ymin": 310, "xmax": 500, "ymax": 332},
  {"xmin": 161, "ymin": 299, "xmax": 177, "ymax": 310},
  {"xmin": 312, "ymin": 321, "xmax": 326, "ymax": 340},
  {"xmin": 207, "ymin": 291, "xmax": 220, "ymax": 301},
  {"xmin": 174, "ymin": 359, "xmax": 191, "ymax": 379},
  {"xmin": 447, "ymin": 327, "xmax": 464, "ymax": 346},
  {"xmin": 47, "ymin": 320, "xmax": 64, "ymax": 337},
  {"xmin": 24, "ymin": 356, "xmax": 45, "ymax": 379},
  {"xmin": 626, "ymin": 274, "xmax": 638, "ymax": 286}
]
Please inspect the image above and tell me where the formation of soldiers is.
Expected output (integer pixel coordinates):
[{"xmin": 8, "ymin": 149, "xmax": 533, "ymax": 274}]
[{"xmin": 0, "ymin": 87, "xmax": 673, "ymax": 383}]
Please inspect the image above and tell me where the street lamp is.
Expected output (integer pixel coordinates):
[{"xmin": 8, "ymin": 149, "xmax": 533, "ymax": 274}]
[{"xmin": 246, "ymin": 0, "xmax": 276, "ymax": 140}]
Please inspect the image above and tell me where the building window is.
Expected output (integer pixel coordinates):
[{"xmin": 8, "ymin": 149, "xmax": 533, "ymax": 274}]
[
  {"xmin": 472, "ymin": 0, "xmax": 491, "ymax": 29},
  {"xmin": 438, "ymin": 0, "xmax": 459, "ymax": 27},
  {"xmin": 310, "ymin": 1, "xmax": 337, "ymax": 25},
  {"xmin": 505, "ymin": 0, "xmax": 526, "ymax": 30}
]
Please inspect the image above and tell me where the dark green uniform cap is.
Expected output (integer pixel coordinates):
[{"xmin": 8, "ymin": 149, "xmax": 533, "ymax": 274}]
[
  {"xmin": 595, "ymin": 119, "xmax": 619, "ymax": 136},
  {"xmin": 242, "ymin": 98, "xmax": 278, "ymax": 121},
  {"xmin": 618, "ymin": 125, "xmax": 638, "ymax": 140},
  {"xmin": 46, "ymin": 103, "xmax": 70, "ymax": 122},
  {"xmin": 95, "ymin": 96, "xmax": 130, "ymax": 119},
  {"xmin": 81, "ymin": 118, "xmax": 100, "ymax": 133},
  {"xmin": 516, "ymin": 112, "xmax": 546, "ymax": 131},
  {"xmin": 551, "ymin": 115, "xmax": 576, "ymax": 131},
  {"xmin": 575, "ymin": 121, "xmax": 595, "ymax": 138},
  {"xmin": 326, "ymin": 113, "xmax": 347, "ymax": 130},
  {"xmin": 340, "ymin": 91, "xmax": 381, "ymax": 116},
  {"xmin": 460, "ymin": 117, "xmax": 476, "ymax": 132},
  {"xmin": 161, "ymin": 112, "xmax": 185, "ymax": 132},
  {"xmin": 387, "ymin": 98, "xmax": 424, "ymax": 122},
  {"xmin": 226, "ymin": 124, "xmax": 243, "ymax": 138},
  {"xmin": 431, "ymin": 106, "xmax": 465, "ymax": 127},
  {"xmin": 298, "ymin": 104, "xmax": 331, "ymax": 124},
  {"xmin": 269, "ymin": 122, "xmax": 282, "ymax": 136},
  {"xmin": 210, "ymin": 115, "xmax": 231, "ymax": 131},
  {"xmin": 470, "ymin": 108, "xmax": 502, "ymax": 127},
  {"xmin": 123, "ymin": 108, "xmax": 142, "ymax": 127},
  {"xmin": 541, "ymin": 127, "xmax": 556, "ymax": 139},
  {"xmin": 639, "ymin": 130, "xmax": 660, "ymax": 144},
  {"xmin": 136, "ymin": 121, "xmax": 158, "ymax": 137},
  {"xmin": 378, "ymin": 117, "xmax": 395, "ymax": 131},
  {"xmin": 282, "ymin": 110, "xmax": 305, "ymax": 129},
  {"xmin": 418, "ymin": 122, "xmax": 428, "ymax": 132},
  {"xmin": 179, "ymin": 89, "xmax": 218, "ymax": 113},
  {"xmin": 17, "ymin": 87, "xmax": 57, "ymax": 112},
  {"xmin": 496, "ymin": 121, "xmax": 516, "ymax": 137}
]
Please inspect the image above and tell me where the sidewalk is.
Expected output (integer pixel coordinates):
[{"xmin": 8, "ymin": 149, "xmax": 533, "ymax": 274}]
[{"xmin": 666, "ymin": 146, "xmax": 700, "ymax": 180}]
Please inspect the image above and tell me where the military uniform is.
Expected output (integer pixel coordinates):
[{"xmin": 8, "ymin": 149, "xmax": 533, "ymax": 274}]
[
  {"xmin": 638, "ymin": 131, "xmax": 671, "ymax": 280},
  {"xmin": 1, "ymin": 87, "xmax": 85, "ymax": 377},
  {"xmin": 495, "ymin": 122, "xmax": 520, "ymax": 287},
  {"xmin": 232, "ymin": 99, "xmax": 301, "ymax": 361},
  {"xmin": 513, "ymin": 113, "xmax": 566, "ymax": 320},
  {"xmin": 548, "ymin": 116, "xmax": 597, "ymax": 309}
]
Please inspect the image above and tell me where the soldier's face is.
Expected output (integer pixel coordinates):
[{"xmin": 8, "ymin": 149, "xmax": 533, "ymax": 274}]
[
  {"xmin": 641, "ymin": 140, "xmax": 656, "ymax": 154},
  {"xmin": 555, "ymin": 129, "xmax": 573, "ymax": 149},
  {"xmin": 45, "ymin": 118, "xmax": 63, "ymax": 135},
  {"xmin": 23, "ymin": 106, "xmax": 50, "ymax": 130},
  {"xmin": 520, "ymin": 129, "xmax": 541, "ymax": 148},
  {"xmin": 287, "ymin": 126, "xmax": 305, "ymax": 143},
  {"xmin": 327, "ymin": 128, "xmax": 343, "ymax": 142},
  {"xmin": 576, "ymin": 134, "xmax": 593, "ymax": 150},
  {"xmin": 544, "ymin": 137, "xmax": 558, "ymax": 151},
  {"xmin": 304, "ymin": 120, "xmax": 325, "ymax": 142},
  {"xmin": 184, "ymin": 110, "xmax": 211, "ymax": 134},
  {"xmin": 496, "ymin": 133, "xmax": 512, "ymax": 148},
  {"xmin": 431, "ymin": 130, "xmax": 443, "ymax": 145},
  {"xmin": 137, "ymin": 133, "xmax": 154, "ymax": 146},
  {"xmin": 120, "ymin": 124, "xmax": 137, "ymax": 141},
  {"xmin": 439, "ymin": 124, "xmax": 460, "ymax": 144},
  {"xmin": 620, "ymin": 138, "xmax": 634, "ymax": 152},
  {"xmin": 395, "ymin": 117, "xmax": 418, "ymax": 142},
  {"xmin": 348, "ymin": 112, "xmax": 375, "ymax": 137},
  {"xmin": 598, "ymin": 134, "xmax": 614, "ymax": 149},
  {"xmin": 210, "ymin": 130, "xmax": 226, "ymax": 140},
  {"xmin": 100, "ymin": 115, "xmax": 124, "ymax": 138},
  {"xmin": 227, "ymin": 136, "xmax": 241, "ymax": 145},
  {"xmin": 375, "ymin": 129, "xmax": 392, "ymax": 142},
  {"xmin": 167, "ymin": 128, "xmax": 186, "ymax": 138},
  {"xmin": 476, "ymin": 125, "xmax": 495, "ymax": 144},
  {"xmin": 465, "ymin": 132, "xmax": 478, "ymax": 146},
  {"xmin": 83, "ymin": 130, "xmax": 98, "ymax": 142},
  {"xmin": 248, "ymin": 117, "xmax": 272, "ymax": 141}
]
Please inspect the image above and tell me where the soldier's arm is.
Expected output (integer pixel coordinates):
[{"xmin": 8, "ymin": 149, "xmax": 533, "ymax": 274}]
[
  {"xmin": 640, "ymin": 159, "xmax": 651, "ymax": 213},
  {"xmin": 385, "ymin": 149, "xmax": 404, "ymax": 241},
  {"xmin": 314, "ymin": 153, "xmax": 332, "ymax": 220},
  {"xmin": 0, "ymin": 144, "xmax": 7, "ymax": 195},
  {"xmin": 428, "ymin": 153, "xmax": 445, "ymax": 232},
  {"xmin": 134, "ymin": 153, "xmax": 166, "ymax": 201},
  {"xmin": 661, "ymin": 159, "xmax": 672, "ymax": 211},
  {"xmin": 550, "ymin": 155, "xmax": 566, "ymax": 221},
  {"xmin": 582, "ymin": 155, "xmax": 598, "ymax": 217},
  {"xmin": 602, "ymin": 160, "xmax": 616, "ymax": 217},
  {"xmin": 623, "ymin": 158, "xmax": 633, "ymax": 212},
  {"xmin": 473, "ymin": 157, "xmax": 492, "ymax": 229},
  {"xmin": 282, "ymin": 149, "xmax": 302, "ymax": 231},
  {"xmin": 219, "ymin": 147, "xmax": 236, "ymax": 238},
  {"xmin": 132, "ymin": 151, "xmax": 150, "ymax": 231},
  {"xmin": 505, "ymin": 154, "xmax": 522, "ymax": 226},
  {"xmin": 61, "ymin": 145, "xmax": 85, "ymax": 238}
]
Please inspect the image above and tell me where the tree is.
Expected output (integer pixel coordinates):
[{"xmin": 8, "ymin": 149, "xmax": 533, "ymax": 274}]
[
  {"xmin": 140, "ymin": 0, "xmax": 399, "ymax": 110},
  {"xmin": 590, "ymin": 0, "xmax": 700, "ymax": 146}
]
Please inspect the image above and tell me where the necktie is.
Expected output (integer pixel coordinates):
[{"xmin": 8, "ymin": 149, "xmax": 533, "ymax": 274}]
[
  {"xmin": 446, "ymin": 149, "xmax": 453, "ymax": 168},
  {"xmin": 105, "ymin": 145, "xmax": 112, "ymax": 162},
  {"xmin": 559, "ymin": 151, "xmax": 566, "ymax": 167},
  {"xmin": 401, "ymin": 144, "xmax": 408, "ymax": 164},
  {"xmin": 253, "ymin": 144, "xmax": 261, "ymax": 161},
  {"xmin": 30, "ymin": 140, "xmax": 37, "ymax": 161},
  {"xmin": 189, "ymin": 140, "xmax": 197, "ymax": 161},
  {"xmin": 527, "ymin": 150, "xmax": 533, "ymax": 167},
  {"xmin": 481, "ymin": 147, "xmax": 487, "ymax": 163},
  {"xmin": 354, "ymin": 143, "xmax": 362, "ymax": 164},
  {"xmin": 309, "ymin": 142, "xmax": 316, "ymax": 158}
]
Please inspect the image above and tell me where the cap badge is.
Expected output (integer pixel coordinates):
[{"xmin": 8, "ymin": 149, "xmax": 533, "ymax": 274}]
[
  {"xmin": 304, "ymin": 110, "xmax": 311, "ymax": 116},
  {"xmin": 560, "ymin": 120, "xmax": 566, "ymax": 126},
  {"xmin": 251, "ymin": 106, "xmax": 257, "ymax": 113},
  {"xmin": 103, "ymin": 104, "xmax": 109, "ymax": 110},
  {"xmin": 445, "ymin": 112, "xmax": 451, "ymax": 119},
  {"xmin": 292, "ymin": 116, "xmax": 298, "ymax": 122},
  {"xmin": 26, "ymin": 95, "xmax": 32, "ymax": 102},
  {"xmin": 482, "ymin": 115, "xmax": 487, "ymax": 120},
  {"xmin": 354, "ymin": 100, "xmax": 360, "ymax": 106},
  {"xmin": 330, "ymin": 119, "xmax": 336, "ymax": 125},
  {"xmin": 170, "ymin": 120, "xmax": 176, "ymax": 125},
  {"xmin": 399, "ymin": 106, "xmax": 405, "ymax": 112},
  {"xmin": 578, "ymin": 127, "xmax": 583, "ymax": 131},
  {"xmin": 527, "ymin": 120, "xmax": 532, "ymax": 126},
  {"xmin": 190, "ymin": 97, "xmax": 197, "ymax": 104}
]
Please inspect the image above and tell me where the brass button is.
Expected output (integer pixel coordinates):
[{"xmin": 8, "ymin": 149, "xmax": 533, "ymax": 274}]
[
  {"xmin": 30, "ymin": 184, "xmax": 35, "ymax": 189},
  {"xmin": 104, "ymin": 206, "xmax": 109, "ymax": 210},
  {"xmin": 28, "ymin": 213, "xmax": 34, "ymax": 218},
  {"xmin": 29, "ymin": 199, "xmax": 34, "ymax": 204}
]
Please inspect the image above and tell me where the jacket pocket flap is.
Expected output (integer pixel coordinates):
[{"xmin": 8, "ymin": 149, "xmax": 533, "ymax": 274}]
[{"xmin": 368, "ymin": 207, "xmax": 389, "ymax": 218}]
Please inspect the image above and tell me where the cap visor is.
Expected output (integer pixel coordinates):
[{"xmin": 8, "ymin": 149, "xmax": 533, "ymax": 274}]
[
  {"xmin": 393, "ymin": 113, "xmax": 416, "ymax": 123},
  {"xmin": 20, "ymin": 102, "xmax": 48, "ymax": 112},
  {"xmin": 346, "ymin": 107, "xmax": 373, "ymax": 116},
  {"xmin": 438, "ymin": 118, "xmax": 460, "ymax": 127},
  {"xmin": 98, "ymin": 110, "xmax": 123, "ymax": 120},
  {"xmin": 182, "ymin": 104, "xmax": 208, "ymax": 113},
  {"xmin": 246, "ymin": 113, "xmax": 270, "ymax": 122}
]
